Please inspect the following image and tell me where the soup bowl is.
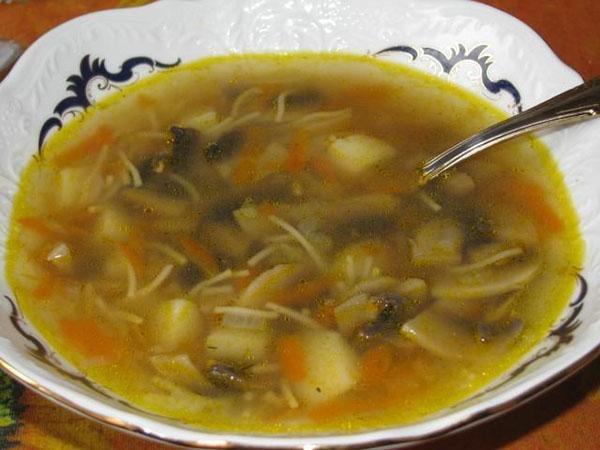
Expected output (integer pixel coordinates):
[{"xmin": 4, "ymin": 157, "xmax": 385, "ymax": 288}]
[{"xmin": 0, "ymin": 0, "xmax": 599, "ymax": 448}]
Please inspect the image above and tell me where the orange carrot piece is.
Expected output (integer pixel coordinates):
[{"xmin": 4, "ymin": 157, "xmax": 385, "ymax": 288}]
[
  {"xmin": 18, "ymin": 217, "xmax": 59, "ymax": 239},
  {"xmin": 276, "ymin": 334, "xmax": 307, "ymax": 382},
  {"xmin": 118, "ymin": 242, "xmax": 145, "ymax": 275},
  {"xmin": 501, "ymin": 177, "xmax": 564, "ymax": 234},
  {"xmin": 232, "ymin": 127, "xmax": 265, "ymax": 185},
  {"xmin": 59, "ymin": 318, "xmax": 123, "ymax": 362},
  {"xmin": 359, "ymin": 343, "xmax": 395, "ymax": 386},
  {"xmin": 273, "ymin": 277, "xmax": 330, "ymax": 307},
  {"xmin": 65, "ymin": 208, "xmax": 98, "ymax": 228},
  {"xmin": 257, "ymin": 200, "xmax": 277, "ymax": 217},
  {"xmin": 179, "ymin": 236, "xmax": 220, "ymax": 275},
  {"xmin": 285, "ymin": 129, "xmax": 310, "ymax": 172},
  {"xmin": 309, "ymin": 353, "xmax": 424, "ymax": 422},
  {"xmin": 308, "ymin": 398, "xmax": 356, "ymax": 422},
  {"xmin": 308, "ymin": 389, "xmax": 403, "ymax": 422},
  {"xmin": 234, "ymin": 266, "xmax": 259, "ymax": 292},
  {"xmin": 309, "ymin": 155, "xmax": 338, "ymax": 184},
  {"xmin": 53, "ymin": 124, "xmax": 114, "ymax": 168},
  {"xmin": 136, "ymin": 94, "xmax": 157, "ymax": 109},
  {"xmin": 313, "ymin": 302, "xmax": 337, "ymax": 328},
  {"xmin": 260, "ymin": 83, "xmax": 283, "ymax": 101},
  {"xmin": 32, "ymin": 276, "xmax": 57, "ymax": 299}
]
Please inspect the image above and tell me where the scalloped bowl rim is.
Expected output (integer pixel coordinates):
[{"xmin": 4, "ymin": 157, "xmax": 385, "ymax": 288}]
[{"xmin": 0, "ymin": 0, "xmax": 599, "ymax": 448}]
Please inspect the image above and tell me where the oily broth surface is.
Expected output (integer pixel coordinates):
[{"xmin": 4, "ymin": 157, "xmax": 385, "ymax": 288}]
[{"xmin": 6, "ymin": 54, "xmax": 582, "ymax": 433}]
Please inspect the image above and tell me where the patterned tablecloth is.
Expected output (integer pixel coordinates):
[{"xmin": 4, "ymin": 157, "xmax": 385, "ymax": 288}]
[{"xmin": 0, "ymin": 1, "xmax": 599, "ymax": 449}]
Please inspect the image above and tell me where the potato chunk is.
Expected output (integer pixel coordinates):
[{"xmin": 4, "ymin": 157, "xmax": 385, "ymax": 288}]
[
  {"xmin": 205, "ymin": 327, "xmax": 271, "ymax": 364},
  {"xmin": 96, "ymin": 206, "xmax": 131, "ymax": 242},
  {"xmin": 292, "ymin": 330, "xmax": 358, "ymax": 405},
  {"xmin": 150, "ymin": 299, "xmax": 202, "ymax": 352},
  {"xmin": 410, "ymin": 218, "xmax": 463, "ymax": 267},
  {"xmin": 58, "ymin": 166, "xmax": 104, "ymax": 208},
  {"xmin": 327, "ymin": 134, "xmax": 395, "ymax": 174},
  {"xmin": 149, "ymin": 354, "xmax": 210, "ymax": 391}
]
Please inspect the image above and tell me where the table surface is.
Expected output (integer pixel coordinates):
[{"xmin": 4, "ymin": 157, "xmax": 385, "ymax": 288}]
[{"xmin": 0, "ymin": 1, "xmax": 599, "ymax": 449}]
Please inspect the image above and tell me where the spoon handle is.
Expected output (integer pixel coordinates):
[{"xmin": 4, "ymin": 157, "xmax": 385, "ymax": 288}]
[{"xmin": 420, "ymin": 76, "xmax": 600, "ymax": 183}]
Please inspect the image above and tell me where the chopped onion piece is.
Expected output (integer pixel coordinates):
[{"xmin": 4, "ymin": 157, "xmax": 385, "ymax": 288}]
[
  {"xmin": 166, "ymin": 173, "xmax": 200, "ymax": 202},
  {"xmin": 417, "ymin": 191, "xmax": 441, "ymax": 212},
  {"xmin": 46, "ymin": 242, "xmax": 70, "ymax": 261},
  {"xmin": 231, "ymin": 87, "xmax": 263, "ymax": 117},
  {"xmin": 124, "ymin": 259, "xmax": 137, "ymax": 298},
  {"xmin": 214, "ymin": 306, "xmax": 279, "ymax": 319},
  {"xmin": 118, "ymin": 150, "xmax": 143, "ymax": 187},
  {"xmin": 149, "ymin": 242, "xmax": 188, "ymax": 265},
  {"xmin": 247, "ymin": 246, "xmax": 276, "ymax": 267},
  {"xmin": 265, "ymin": 302, "xmax": 322, "ymax": 329},
  {"xmin": 189, "ymin": 269, "xmax": 233, "ymax": 296},
  {"xmin": 249, "ymin": 362, "xmax": 280, "ymax": 375},
  {"xmin": 268, "ymin": 215, "xmax": 326, "ymax": 271},
  {"xmin": 345, "ymin": 254, "xmax": 356, "ymax": 286},
  {"xmin": 280, "ymin": 379, "xmax": 299, "ymax": 409},
  {"xmin": 451, "ymin": 247, "xmax": 524, "ymax": 274},
  {"xmin": 275, "ymin": 91, "xmax": 289, "ymax": 123},
  {"xmin": 137, "ymin": 264, "xmax": 174, "ymax": 297},
  {"xmin": 200, "ymin": 285, "xmax": 235, "ymax": 296}
]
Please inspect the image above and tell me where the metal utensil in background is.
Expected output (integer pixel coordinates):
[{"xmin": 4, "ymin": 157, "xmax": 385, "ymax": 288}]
[
  {"xmin": 0, "ymin": 39, "xmax": 23, "ymax": 82},
  {"xmin": 420, "ymin": 77, "xmax": 600, "ymax": 183}
]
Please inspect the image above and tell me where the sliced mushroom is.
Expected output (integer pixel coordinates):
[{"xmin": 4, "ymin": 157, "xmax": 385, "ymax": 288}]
[
  {"xmin": 237, "ymin": 263, "xmax": 305, "ymax": 307},
  {"xmin": 435, "ymin": 291, "xmax": 518, "ymax": 322},
  {"xmin": 401, "ymin": 308, "xmax": 477, "ymax": 360},
  {"xmin": 334, "ymin": 294, "xmax": 379, "ymax": 335},
  {"xmin": 170, "ymin": 126, "xmax": 201, "ymax": 171},
  {"xmin": 206, "ymin": 363, "xmax": 250, "ymax": 391},
  {"xmin": 120, "ymin": 187, "xmax": 189, "ymax": 216},
  {"xmin": 402, "ymin": 307, "xmax": 523, "ymax": 360},
  {"xmin": 487, "ymin": 206, "xmax": 539, "ymax": 247},
  {"xmin": 431, "ymin": 255, "xmax": 540, "ymax": 302},
  {"xmin": 204, "ymin": 129, "xmax": 245, "ymax": 162},
  {"xmin": 475, "ymin": 318, "xmax": 523, "ymax": 344},
  {"xmin": 355, "ymin": 292, "xmax": 405, "ymax": 344}
]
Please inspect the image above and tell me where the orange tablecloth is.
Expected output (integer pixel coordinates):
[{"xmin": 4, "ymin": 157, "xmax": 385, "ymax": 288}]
[{"xmin": 0, "ymin": 1, "xmax": 598, "ymax": 449}]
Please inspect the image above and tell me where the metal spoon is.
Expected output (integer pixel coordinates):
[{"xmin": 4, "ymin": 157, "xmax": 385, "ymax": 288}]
[
  {"xmin": 0, "ymin": 39, "xmax": 22, "ymax": 82},
  {"xmin": 420, "ymin": 77, "xmax": 600, "ymax": 184}
]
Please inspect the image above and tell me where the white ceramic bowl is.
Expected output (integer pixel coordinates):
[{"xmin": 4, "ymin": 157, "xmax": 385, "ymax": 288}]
[{"xmin": 0, "ymin": 0, "xmax": 598, "ymax": 448}]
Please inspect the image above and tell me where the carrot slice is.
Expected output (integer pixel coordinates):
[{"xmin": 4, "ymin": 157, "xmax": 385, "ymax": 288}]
[
  {"xmin": 489, "ymin": 176, "xmax": 564, "ymax": 235},
  {"xmin": 136, "ymin": 94, "xmax": 157, "ymax": 109},
  {"xmin": 309, "ymin": 352, "xmax": 430, "ymax": 422},
  {"xmin": 179, "ymin": 236, "xmax": 219, "ymax": 275},
  {"xmin": 285, "ymin": 129, "xmax": 310, "ymax": 172},
  {"xmin": 276, "ymin": 334, "xmax": 307, "ymax": 382},
  {"xmin": 32, "ymin": 276, "xmax": 57, "ymax": 299},
  {"xmin": 59, "ymin": 318, "xmax": 123, "ymax": 363},
  {"xmin": 313, "ymin": 302, "xmax": 337, "ymax": 328},
  {"xmin": 309, "ymin": 155, "xmax": 338, "ymax": 184},
  {"xmin": 234, "ymin": 266, "xmax": 259, "ymax": 292},
  {"xmin": 118, "ymin": 242, "xmax": 144, "ymax": 275},
  {"xmin": 273, "ymin": 277, "xmax": 330, "ymax": 307},
  {"xmin": 359, "ymin": 343, "xmax": 395, "ymax": 386},
  {"xmin": 232, "ymin": 127, "xmax": 265, "ymax": 185},
  {"xmin": 257, "ymin": 200, "xmax": 277, "ymax": 217},
  {"xmin": 18, "ymin": 217, "xmax": 58, "ymax": 238},
  {"xmin": 53, "ymin": 124, "xmax": 114, "ymax": 168}
]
